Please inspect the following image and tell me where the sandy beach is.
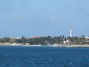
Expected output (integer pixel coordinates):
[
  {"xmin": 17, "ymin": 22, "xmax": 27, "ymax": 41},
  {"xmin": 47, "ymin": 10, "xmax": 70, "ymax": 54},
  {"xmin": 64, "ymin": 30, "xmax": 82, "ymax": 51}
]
[
  {"xmin": 0, "ymin": 43, "xmax": 89, "ymax": 47},
  {"xmin": 48, "ymin": 44, "xmax": 89, "ymax": 47}
]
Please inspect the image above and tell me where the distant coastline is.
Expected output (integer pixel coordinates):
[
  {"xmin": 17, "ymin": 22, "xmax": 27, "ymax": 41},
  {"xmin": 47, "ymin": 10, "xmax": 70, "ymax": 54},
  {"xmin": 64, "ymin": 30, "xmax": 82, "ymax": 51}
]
[
  {"xmin": 0, "ymin": 43, "xmax": 89, "ymax": 47},
  {"xmin": 0, "ymin": 36, "xmax": 89, "ymax": 46},
  {"xmin": 48, "ymin": 44, "xmax": 89, "ymax": 47}
]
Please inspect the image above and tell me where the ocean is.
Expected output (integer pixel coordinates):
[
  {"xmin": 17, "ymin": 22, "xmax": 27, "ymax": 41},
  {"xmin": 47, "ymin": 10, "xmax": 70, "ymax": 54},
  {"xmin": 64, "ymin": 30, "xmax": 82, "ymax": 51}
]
[{"xmin": 0, "ymin": 46, "xmax": 89, "ymax": 67}]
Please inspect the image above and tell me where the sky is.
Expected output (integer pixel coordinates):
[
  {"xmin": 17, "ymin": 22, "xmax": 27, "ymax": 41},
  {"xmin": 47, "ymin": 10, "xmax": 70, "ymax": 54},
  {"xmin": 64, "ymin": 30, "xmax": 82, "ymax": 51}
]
[{"xmin": 0, "ymin": 0, "xmax": 89, "ymax": 37}]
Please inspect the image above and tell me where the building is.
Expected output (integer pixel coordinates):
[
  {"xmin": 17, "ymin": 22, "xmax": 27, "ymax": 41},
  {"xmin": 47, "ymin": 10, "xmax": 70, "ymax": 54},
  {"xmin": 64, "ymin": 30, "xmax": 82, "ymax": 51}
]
[{"xmin": 31, "ymin": 36, "xmax": 47, "ymax": 38}]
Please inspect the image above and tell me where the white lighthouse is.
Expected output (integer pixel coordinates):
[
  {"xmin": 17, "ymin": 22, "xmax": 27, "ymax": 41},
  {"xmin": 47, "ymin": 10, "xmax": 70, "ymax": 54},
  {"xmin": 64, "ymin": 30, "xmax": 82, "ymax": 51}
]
[{"xmin": 69, "ymin": 28, "xmax": 73, "ymax": 37}]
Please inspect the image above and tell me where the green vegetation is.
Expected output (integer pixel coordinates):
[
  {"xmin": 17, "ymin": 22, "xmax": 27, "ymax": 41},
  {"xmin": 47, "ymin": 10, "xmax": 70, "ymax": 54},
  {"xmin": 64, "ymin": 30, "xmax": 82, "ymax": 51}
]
[
  {"xmin": 0, "ymin": 37, "xmax": 10, "ymax": 43},
  {"xmin": 0, "ymin": 36, "xmax": 89, "ymax": 45}
]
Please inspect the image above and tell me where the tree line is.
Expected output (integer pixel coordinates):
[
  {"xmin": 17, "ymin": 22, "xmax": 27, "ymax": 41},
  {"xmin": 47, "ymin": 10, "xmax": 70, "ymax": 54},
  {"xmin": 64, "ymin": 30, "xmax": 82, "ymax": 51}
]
[{"xmin": 0, "ymin": 36, "xmax": 88, "ymax": 45}]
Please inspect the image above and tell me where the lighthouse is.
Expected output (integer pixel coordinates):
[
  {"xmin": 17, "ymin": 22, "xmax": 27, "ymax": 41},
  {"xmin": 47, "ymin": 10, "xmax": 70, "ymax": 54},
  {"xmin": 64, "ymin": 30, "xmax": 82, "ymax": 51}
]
[{"xmin": 69, "ymin": 28, "xmax": 73, "ymax": 37}]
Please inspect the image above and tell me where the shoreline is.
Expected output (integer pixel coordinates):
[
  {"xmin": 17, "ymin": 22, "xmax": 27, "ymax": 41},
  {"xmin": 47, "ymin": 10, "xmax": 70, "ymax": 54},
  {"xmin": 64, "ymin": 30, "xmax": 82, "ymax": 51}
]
[
  {"xmin": 0, "ymin": 44, "xmax": 89, "ymax": 47},
  {"xmin": 48, "ymin": 44, "xmax": 89, "ymax": 47}
]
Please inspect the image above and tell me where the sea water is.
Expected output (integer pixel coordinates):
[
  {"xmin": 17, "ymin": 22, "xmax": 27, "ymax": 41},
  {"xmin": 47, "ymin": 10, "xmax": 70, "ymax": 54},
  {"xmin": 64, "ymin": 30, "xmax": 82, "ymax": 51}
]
[{"xmin": 0, "ymin": 46, "xmax": 89, "ymax": 67}]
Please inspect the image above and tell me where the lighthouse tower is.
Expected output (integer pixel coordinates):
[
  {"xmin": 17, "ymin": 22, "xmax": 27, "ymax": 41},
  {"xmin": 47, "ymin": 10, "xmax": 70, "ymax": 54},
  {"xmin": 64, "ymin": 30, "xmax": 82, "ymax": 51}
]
[{"xmin": 69, "ymin": 28, "xmax": 73, "ymax": 37}]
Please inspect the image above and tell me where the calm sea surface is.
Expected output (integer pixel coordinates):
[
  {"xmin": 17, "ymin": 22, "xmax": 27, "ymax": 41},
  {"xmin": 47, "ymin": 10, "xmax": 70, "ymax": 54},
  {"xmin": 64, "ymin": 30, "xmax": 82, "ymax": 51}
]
[{"xmin": 0, "ymin": 46, "xmax": 89, "ymax": 67}]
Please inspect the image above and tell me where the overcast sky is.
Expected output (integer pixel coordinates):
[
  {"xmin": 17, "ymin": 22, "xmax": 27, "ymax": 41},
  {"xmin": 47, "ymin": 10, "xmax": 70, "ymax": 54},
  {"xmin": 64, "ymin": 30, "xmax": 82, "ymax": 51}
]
[{"xmin": 0, "ymin": 0, "xmax": 89, "ymax": 37}]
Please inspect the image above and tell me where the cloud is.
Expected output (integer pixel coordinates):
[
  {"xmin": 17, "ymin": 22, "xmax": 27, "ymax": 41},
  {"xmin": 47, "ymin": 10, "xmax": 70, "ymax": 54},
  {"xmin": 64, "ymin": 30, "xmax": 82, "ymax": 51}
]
[
  {"xmin": 48, "ymin": 16, "xmax": 64, "ymax": 22},
  {"xmin": 16, "ymin": 16, "xmax": 24, "ymax": 22},
  {"xmin": 71, "ymin": 6, "xmax": 89, "ymax": 17},
  {"xmin": 58, "ymin": 19, "xmax": 64, "ymax": 22},
  {"xmin": 72, "ymin": 7, "xmax": 86, "ymax": 12},
  {"xmin": 49, "ymin": 16, "xmax": 56, "ymax": 21},
  {"xmin": 16, "ymin": 0, "xmax": 21, "ymax": 2}
]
